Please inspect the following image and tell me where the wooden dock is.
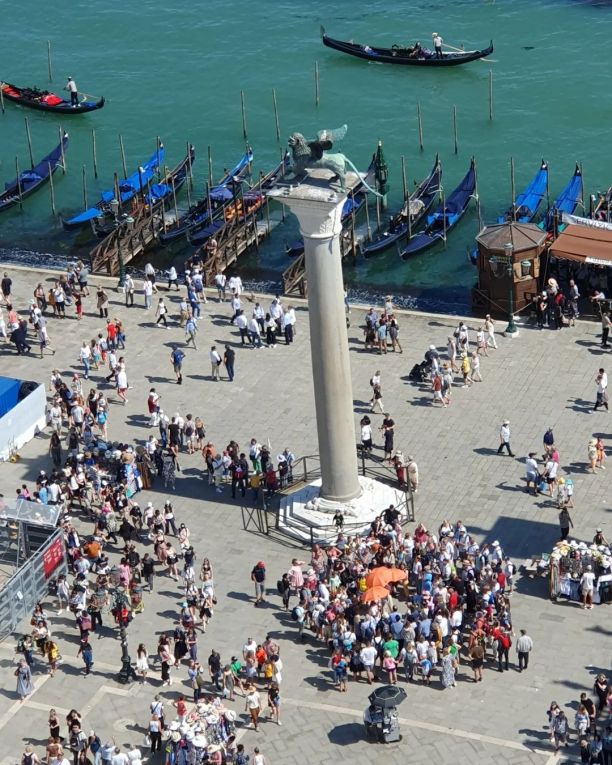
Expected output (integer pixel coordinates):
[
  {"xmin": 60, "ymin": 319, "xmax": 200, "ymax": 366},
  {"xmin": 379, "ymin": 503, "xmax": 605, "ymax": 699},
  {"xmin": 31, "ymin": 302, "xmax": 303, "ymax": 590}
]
[
  {"xmin": 90, "ymin": 204, "xmax": 164, "ymax": 276},
  {"xmin": 201, "ymin": 211, "xmax": 272, "ymax": 286}
]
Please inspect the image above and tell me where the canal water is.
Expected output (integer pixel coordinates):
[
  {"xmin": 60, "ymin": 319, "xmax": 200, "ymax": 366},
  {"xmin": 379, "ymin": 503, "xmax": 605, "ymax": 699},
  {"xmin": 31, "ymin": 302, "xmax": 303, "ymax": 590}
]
[{"xmin": 1, "ymin": 0, "xmax": 611, "ymax": 311}]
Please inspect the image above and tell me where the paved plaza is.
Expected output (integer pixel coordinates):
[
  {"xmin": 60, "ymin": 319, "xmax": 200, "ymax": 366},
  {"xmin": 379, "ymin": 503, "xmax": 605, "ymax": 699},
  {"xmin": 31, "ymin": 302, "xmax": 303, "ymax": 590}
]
[{"xmin": 0, "ymin": 265, "xmax": 610, "ymax": 765}]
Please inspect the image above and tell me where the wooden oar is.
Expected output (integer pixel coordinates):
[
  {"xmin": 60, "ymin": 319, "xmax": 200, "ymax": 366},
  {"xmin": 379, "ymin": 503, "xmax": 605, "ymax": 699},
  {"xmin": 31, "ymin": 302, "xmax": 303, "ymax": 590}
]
[{"xmin": 443, "ymin": 42, "xmax": 497, "ymax": 62}]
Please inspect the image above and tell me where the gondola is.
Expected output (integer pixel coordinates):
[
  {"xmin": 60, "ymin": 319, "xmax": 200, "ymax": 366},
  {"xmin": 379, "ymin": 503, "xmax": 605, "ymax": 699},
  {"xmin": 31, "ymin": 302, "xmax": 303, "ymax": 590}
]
[
  {"xmin": 159, "ymin": 148, "xmax": 255, "ymax": 245},
  {"xmin": 497, "ymin": 160, "xmax": 548, "ymax": 224},
  {"xmin": 541, "ymin": 163, "xmax": 582, "ymax": 232},
  {"xmin": 0, "ymin": 131, "xmax": 68, "ymax": 213},
  {"xmin": 188, "ymin": 151, "xmax": 290, "ymax": 247},
  {"xmin": 62, "ymin": 145, "xmax": 165, "ymax": 230},
  {"xmin": 400, "ymin": 157, "xmax": 476, "ymax": 259},
  {"xmin": 361, "ymin": 156, "xmax": 441, "ymax": 258},
  {"xmin": 91, "ymin": 146, "xmax": 196, "ymax": 238},
  {"xmin": 1, "ymin": 82, "xmax": 104, "ymax": 114},
  {"xmin": 284, "ymin": 157, "xmax": 376, "ymax": 258},
  {"xmin": 321, "ymin": 27, "xmax": 493, "ymax": 67}
]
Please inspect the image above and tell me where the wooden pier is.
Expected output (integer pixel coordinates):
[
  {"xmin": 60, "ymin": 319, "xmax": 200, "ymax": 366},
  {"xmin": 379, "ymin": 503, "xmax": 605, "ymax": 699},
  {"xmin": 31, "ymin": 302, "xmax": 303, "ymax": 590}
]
[
  {"xmin": 90, "ymin": 204, "xmax": 164, "ymax": 276},
  {"xmin": 201, "ymin": 211, "xmax": 272, "ymax": 286}
]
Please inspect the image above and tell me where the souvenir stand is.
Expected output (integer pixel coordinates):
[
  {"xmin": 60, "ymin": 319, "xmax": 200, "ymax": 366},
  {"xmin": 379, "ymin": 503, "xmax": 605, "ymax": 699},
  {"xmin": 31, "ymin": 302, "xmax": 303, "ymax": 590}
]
[{"xmin": 549, "ymin": 540, "xmax": 612, "ymax": 605}]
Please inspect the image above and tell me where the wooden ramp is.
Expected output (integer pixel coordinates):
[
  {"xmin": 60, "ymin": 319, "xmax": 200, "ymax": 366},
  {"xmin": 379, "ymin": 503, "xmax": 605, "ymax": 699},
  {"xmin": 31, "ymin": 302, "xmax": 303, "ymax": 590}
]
[
  {"xmin": 201, "ymin": 213, "xmax": 271, "ymax": 286},
  {"xmin": 90, "ymin": 205, "xmax": 164, "ymax": 276}
]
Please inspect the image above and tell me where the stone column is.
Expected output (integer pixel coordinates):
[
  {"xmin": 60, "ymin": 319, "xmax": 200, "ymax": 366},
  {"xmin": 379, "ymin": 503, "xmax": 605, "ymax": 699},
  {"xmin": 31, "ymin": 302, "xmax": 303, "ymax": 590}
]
[{"xmin": 269, "ymin": 172, "xmax": 361, "ymax": 503}]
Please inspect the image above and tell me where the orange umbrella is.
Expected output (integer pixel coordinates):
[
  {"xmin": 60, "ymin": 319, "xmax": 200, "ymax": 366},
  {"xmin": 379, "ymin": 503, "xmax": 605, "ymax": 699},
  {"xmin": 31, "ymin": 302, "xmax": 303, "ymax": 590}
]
[
  {"xmin": 365, "ymin": 566, "xmax": 407, "ymax": 589},
  {"xmin": 361, "ymin": 585, "xmax": 391, "ymax": 603}
]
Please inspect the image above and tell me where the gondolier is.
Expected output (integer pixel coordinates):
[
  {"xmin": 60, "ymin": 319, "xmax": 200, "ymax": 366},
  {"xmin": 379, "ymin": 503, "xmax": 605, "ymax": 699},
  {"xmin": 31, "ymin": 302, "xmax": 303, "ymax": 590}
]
[
  {"xmin": 65, "ymin": 76, "xmax": 78, "ymax": 106},
  {"xmin": 432, "ymin": 33, "xmax": 443, "ymax": 58}
]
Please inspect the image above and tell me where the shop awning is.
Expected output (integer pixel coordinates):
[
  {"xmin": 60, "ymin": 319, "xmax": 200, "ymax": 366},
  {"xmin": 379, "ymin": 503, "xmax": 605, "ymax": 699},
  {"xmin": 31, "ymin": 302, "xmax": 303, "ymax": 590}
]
[{"xmin": 549, "ymin": 224, "xmax": 612, "ymax": 267}]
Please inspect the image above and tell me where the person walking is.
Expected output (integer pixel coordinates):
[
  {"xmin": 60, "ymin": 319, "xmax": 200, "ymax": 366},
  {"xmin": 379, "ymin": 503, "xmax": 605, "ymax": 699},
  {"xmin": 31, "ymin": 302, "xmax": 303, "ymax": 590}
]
[
  {"xmin": 370, "ymin": 383, "xmax": 384, "ymax": 413},
  {"xmin": 77, "ymin": 638, "xmax": 94, "ymax": 675},
  {"xmin": 15, "ymin": 658, "xmax": 34, "ymax": 701},
  {"xmin": 601, "ymin": 310, "xmax": 610, "ymax": 349},
  {"xmin": 96, "ymin": 286, "xmax": 109, "ymax": 318},
  {"xmin": 515, "ymin": 629, "xmax": 533, "ymax": 672},
  {"xmin": 484, "ymin": 314, "xmax": 497, "ymax": 349},
  {"xmin": 155, "ymin": 298, "xmax": 169, "ymax": 328},
  {"xmin": 170, "ymin": 346, "xmax": 185, "ymax": 384},
  {"xmin": 594, "ymin": 368, "xmax": 609, "ymax": 412},
  {"xmin": 497, "ymin": 420, "xmax": 514, "ymax": 457},
  {"xmin": 558, "ymin": 507, "xmax": 573, "ymax": 540},
  {"xmin": 124, "ymin": 274, "xmax": 135, "ymax": 307},
  {"xmin": 251, "ymin": 561, "xmax": 266, "ymax": 606},
  {"xmin": 142, "ymin": 279, "xmax": 153, "ymax": 310},
  {"xmin": 245, "ymin": 685, "xmax": 262, "ymax": 731},
  {"xmin": 184, "ymin": 315, "xmax": 197, "ymax": 348},
  {"xmin": 580, "ymin": 565, "xmax": 596, "ymax": 609},
  {"xmin": 381, "ymin": 414, "xmax": 395, "ymax": 460}
]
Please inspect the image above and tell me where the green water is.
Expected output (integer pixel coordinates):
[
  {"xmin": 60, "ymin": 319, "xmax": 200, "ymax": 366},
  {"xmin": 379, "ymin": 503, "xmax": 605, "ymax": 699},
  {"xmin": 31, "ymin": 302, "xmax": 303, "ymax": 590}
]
[{"xmin": 1, "ymin": 0, "xmax": 611, "ymax": 307}]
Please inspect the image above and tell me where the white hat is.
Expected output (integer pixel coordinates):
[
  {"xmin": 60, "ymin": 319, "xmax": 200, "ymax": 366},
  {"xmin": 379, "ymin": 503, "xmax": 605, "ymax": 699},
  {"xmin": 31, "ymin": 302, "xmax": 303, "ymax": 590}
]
[
  {"xmin": 192, "ymin": 736, "xmax": 207, "ymax": 749},
  {"xmin": 492, "ymin": 540, "xmax": 500, "ymax": 547},
  {"xmin": 502, "ymin": 420, "xmax": 509, "ymax": 425}
]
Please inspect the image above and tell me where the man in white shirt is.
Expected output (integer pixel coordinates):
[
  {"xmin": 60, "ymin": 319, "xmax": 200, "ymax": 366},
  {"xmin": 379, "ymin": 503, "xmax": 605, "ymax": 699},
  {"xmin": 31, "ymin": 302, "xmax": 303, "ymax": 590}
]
[
  {"xmin": 269, "ymin": 297, "xmax": 283, "ymax": 331},
  {"xmin": 235, "ymin": 311, "xmax": 248, "ymax": 344},
  {"xmin": 167, "ymin": 266, "xmax": 179, "ymax": 291},
  {"xmin": 50, "ymin": 401, "xmax": 63, "ymax": 434},
  {"xmin": 228, "ymin": 275, "xmax": 243, "ymax": 296},
  {"xmin": 360, "ymin": 642, "xmax": 377, "ymax": 683},
  {"xmin": 497, "ymin": 420, "xmax": 514, "ymax": 457},
  {"xmin": 144, "ymin": 263, "xmax": 158, "ymax": 292},
  {"xmin": 230, "ymin": 293, "xmax": 242, "ymax": 323},
  {"xmin": 214, "ymin": 272, "xmax": 226, "ymax": 301},
  {"xmin": 594, "ymin": 367, "xmax": 608, "ymax": 412},
  {"xmin": 142, "ymin": 279, "xmax": 153, "ymax": 310},
  {"xmin": 124, "ymin": 274, "xmax": 135, "ymax": 306},
  {"xmin": 252, "ymin": 303, "xmax": 265, "ymax": 332},
  {"xmin": 65, "ymin": 76, "xmax": 78, "ymax": 106},
  {"xmin": 209, "ymin": 346, "xmax": 221, "ymax": 380},
  {"xmin": 282, "ymin": 307, "xmax": 296, "ymax": 345},
  {"xmin": 432, "ymin": 33, "xmax": 443, "ymax": 58},
  {"xmin": 580, "ymin": 565, "xmax": 596, "ymax": 609},
  {"xmin": 247, "ymin": 317, "xmax": 262, "ymax": 348}
]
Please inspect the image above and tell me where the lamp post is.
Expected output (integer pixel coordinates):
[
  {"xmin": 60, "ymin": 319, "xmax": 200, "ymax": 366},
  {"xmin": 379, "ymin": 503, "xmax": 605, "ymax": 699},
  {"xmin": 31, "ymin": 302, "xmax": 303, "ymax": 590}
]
[
  {"xmin": 502, "ymin": 242, "xmax": 518, "ymax": 335},
  {"xmin": 110, "ymin": 575, "xmax": 136, "ymax": 684},
  {"xmin": 490, "ymin": 243, "xmax": 518, "ymax": 337}
]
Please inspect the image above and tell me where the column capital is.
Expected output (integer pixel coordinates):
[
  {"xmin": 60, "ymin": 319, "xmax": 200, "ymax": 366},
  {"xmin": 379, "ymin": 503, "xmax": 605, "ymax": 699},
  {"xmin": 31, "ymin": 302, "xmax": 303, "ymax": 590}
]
[{"xmin": 267, "ymin": 170, "xmax": 348, "ymax": 241}]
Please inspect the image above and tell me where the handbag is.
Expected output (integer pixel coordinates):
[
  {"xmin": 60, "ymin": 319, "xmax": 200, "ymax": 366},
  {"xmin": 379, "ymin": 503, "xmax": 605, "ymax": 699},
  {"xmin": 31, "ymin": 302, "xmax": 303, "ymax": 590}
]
[{"xmin": 144, "ymin": 734, "xmax": 151, "ymax": 747}]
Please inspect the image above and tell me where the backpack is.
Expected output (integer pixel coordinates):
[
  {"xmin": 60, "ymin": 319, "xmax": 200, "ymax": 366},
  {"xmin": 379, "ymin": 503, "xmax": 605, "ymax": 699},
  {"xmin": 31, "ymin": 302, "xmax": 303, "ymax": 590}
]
[
  {"xmin": 291, "ymin": 606, "xmax": 303, "ymax": 622},
  {"xmin": 79, "ymin": 614, "xmax": 92, "ymax": 631},
  {"xmin": 172, "ymin": 349, "xmax": 184, "ymax": 365},
  {"xmin": 277, "ymin": 579, "xmax": 285, "ymax": 595}
]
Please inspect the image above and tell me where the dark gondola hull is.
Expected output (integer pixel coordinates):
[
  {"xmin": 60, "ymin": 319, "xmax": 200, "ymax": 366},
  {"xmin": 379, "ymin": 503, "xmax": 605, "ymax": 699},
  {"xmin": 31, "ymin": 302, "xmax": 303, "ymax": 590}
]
[
  {"xmin": 321, "ymin": 29, "xmax": 493, "ymax": 67},
  {"xmin": 92, "ymin": 147, "xmax": 195, "ymax": 238},
  {"xmin": 0, "ymin": 132, "xmax": 68, "ymax": 213},
  {"xmin": 1, "ymin": 82, "xmax": 104, "ymax": 113},
  {"xmin": 158, "ymin": 149, "xmax": 256, "ymax": 245},
  {"xmin": 61, "ymin": 145, "xmax": 166, "ymax": 230},
  {"xmin": 362, "ymin": 157, "xmax": 441, "ymax": 258},
  {"xmin": 401, "ymin": 159, "xmax": 476, "ymax": 259}
]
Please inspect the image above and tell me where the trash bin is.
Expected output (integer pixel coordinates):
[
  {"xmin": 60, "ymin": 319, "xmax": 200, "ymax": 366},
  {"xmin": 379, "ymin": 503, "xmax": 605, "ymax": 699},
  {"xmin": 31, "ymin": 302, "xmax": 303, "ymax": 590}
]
[{"xmin": 520, "ymin": 260, "xmax": 531, "ymax": 277}]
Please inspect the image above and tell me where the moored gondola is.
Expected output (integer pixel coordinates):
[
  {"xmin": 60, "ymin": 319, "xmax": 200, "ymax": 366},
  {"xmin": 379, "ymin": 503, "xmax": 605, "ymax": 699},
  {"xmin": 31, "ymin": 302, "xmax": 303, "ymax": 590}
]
[
  {"xmin": 321, "ymin": 27, "xmax": 493, "ymax": 67},
  {"xmin": 62, "ymin": 145, "xmax": 165, "ymax": 230},
  {"xmin": 159, "ymin": 149, "xmax": 255, "ymax": 245},
  {"xmin": 401, "ymin": 158, "xmax": 476, "ymax": 259},
  {"xmin": 541, "ymin": 163, "xmax": 582, "ymax": 233},
  {"xmin": 361, "ymin": 156, "xmax": 441, "ymax": 258},
  {"xmin": 497, "ymin": 160, "xmax": 548, "ymax": 224},
  {"xmin": 91, "ymin": 145, "xmax": 196, "ymax": 238},
  {"xmin": 0, "ymin": 82, "xmax": 104, "ymax": 114},
  {"xmin": 0, "ymin": 131, "xmax": 68, "ymax": 213}
]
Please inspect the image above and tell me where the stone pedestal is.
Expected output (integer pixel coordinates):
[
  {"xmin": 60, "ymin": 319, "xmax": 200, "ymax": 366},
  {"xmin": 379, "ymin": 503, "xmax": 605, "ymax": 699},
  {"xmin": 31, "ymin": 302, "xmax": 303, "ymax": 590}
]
[{"xmin": 269, "ymin": 171, "xmax": 361, "ymax": 503}]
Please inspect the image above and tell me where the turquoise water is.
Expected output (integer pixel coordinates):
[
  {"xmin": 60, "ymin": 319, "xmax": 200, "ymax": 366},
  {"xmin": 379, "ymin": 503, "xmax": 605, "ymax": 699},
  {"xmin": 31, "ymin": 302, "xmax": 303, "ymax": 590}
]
[{"xmin": 1, "ymin": 0, "xmax": 612, "ymax": 307}]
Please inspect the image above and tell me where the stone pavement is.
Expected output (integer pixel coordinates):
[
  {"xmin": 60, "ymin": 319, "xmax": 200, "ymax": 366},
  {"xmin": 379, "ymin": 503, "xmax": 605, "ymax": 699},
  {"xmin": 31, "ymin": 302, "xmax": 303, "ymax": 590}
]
[{"xmin": 0, "ymin": 264, "xmax": 610, "ymax": 765}]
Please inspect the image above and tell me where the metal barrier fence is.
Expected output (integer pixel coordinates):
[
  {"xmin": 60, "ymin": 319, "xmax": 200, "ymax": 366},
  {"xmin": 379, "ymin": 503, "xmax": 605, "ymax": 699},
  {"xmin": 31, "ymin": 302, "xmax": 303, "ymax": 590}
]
[
  {"xmin": 243, "ymin": 453, "xmax": 415, "ymax": 544},
  {"xmin": 0, "ymin": 527, "xmax": 67, "ymax": 641}
]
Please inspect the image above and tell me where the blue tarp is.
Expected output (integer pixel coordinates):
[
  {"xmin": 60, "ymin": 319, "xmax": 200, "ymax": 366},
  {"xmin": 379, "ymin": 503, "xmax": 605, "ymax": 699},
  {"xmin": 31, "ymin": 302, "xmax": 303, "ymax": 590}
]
[{"xmin": 0, "ymin": 376, "xmax": 20, "ymax": 418}]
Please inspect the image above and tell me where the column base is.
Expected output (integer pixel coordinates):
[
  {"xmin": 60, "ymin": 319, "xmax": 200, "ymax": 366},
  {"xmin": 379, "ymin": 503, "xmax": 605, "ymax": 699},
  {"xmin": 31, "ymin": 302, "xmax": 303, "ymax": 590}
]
[{"xmin": 277, "ymin": 475, "xmax": 404, "ymax": 544}]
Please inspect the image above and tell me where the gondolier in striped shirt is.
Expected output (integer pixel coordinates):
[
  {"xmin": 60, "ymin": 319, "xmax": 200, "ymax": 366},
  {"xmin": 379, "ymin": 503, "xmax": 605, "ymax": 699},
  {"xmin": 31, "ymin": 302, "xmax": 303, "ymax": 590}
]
[
  {"xmin": 65, "ymin": 76, "xmax": 78, "ymax": 106},
  {"xmin": 432, "ymin": 33, "xmax": 443, "ymax": 59}
]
